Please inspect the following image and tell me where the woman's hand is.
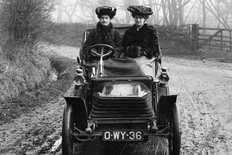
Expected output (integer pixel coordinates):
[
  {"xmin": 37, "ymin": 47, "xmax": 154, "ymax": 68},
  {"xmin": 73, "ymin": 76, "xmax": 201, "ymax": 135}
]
[{"xmin": 125, "ymin": 45, "xmax": 144, "ymax": 58}]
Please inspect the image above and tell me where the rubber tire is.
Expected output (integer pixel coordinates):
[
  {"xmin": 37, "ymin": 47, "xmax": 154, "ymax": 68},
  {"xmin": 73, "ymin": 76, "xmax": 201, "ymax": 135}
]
[
  {"xmin": 62, "ymin": 105, "xmax": 74, "ymax": 155},
  {"xmin": 169, "ymin": 104, "xmax": 181, "ymax": 155}
]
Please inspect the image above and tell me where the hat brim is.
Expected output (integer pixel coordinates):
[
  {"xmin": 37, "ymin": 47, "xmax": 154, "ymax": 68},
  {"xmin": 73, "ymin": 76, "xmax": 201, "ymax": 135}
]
[
  {"xmin": 96, "ymin": 6, "xmax": 116, "ymax": 19},
  {"xmin": 127, "ymin": 6, "xmax": 153, "ymax": 16}
]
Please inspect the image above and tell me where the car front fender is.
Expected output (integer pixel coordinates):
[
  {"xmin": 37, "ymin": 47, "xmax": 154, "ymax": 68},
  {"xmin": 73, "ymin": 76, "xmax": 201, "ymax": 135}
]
[{"xmin": 157, "ymin": 95, "xmax": 178, "ymax": 124}]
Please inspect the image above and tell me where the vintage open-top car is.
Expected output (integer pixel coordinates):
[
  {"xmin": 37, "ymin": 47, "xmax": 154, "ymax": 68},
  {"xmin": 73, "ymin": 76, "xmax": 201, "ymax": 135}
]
[{"xmin": 62, "ymin": 27, "xmax": 181, "ymax": 155}]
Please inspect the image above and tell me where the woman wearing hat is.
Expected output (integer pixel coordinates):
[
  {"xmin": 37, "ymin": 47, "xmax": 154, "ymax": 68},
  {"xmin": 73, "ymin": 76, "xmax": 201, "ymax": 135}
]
[
  {"xmin": 122, "ymin": 6, "xmax": 159, "ymax": 59},
  {"xmin": 81, "ymin": 6, "xmax": 121, "ymax": 61}
]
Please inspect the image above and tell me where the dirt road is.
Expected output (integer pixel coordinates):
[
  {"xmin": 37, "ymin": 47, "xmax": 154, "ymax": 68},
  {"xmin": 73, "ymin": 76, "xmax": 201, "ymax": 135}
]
[
  {"xmin": 164, "ymin": 57, "xmax": 232, "ymax": 155},
  {"xmin": 0, "ymin": 45, "xmax": 232, "ymax": 155}
]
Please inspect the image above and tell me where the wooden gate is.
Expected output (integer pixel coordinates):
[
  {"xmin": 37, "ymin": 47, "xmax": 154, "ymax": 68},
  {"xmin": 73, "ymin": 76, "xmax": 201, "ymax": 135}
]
[{"xmin": 192, "ymin": 24, "xmax": 232, "ymax": 52}]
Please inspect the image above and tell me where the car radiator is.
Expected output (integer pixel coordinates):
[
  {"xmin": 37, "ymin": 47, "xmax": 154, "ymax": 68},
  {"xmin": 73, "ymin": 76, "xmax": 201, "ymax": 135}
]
[{"xmin": 90, "ymin": 93, "xmax": 154, "ymax": 119}]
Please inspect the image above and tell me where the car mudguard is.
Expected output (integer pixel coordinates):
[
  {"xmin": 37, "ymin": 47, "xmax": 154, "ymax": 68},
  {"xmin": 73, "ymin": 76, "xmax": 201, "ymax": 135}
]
[
  {"xmin": 157, "ymin": 95, "xmax": 177, "ymax": 125},
  {"xmin": 64, "ymin": 97, "xmax": 88, "ymax": 130}
]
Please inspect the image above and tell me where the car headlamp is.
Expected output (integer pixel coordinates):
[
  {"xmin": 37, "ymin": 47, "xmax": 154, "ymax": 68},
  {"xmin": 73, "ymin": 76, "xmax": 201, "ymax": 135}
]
[
  {"xmin": 74, "ymin": 74, "xmax": 86, "ymax": 86},
  {"xmin": 158, "ymin": 67, "xmax": 169, "ymax": 84}
]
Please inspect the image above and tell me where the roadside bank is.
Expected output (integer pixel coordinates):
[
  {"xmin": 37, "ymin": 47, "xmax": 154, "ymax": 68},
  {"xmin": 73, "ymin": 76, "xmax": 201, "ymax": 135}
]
[{"xmin": 0, "ymin": 43, "xmax": 76, "ymax": 125}]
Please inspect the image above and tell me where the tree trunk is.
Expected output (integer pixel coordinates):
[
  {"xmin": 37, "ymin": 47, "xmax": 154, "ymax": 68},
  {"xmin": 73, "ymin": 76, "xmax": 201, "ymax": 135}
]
[
  {"xmin": 161, "ymin": 0, "xmax": 169, "ymax": 25},
  {"xmin": 167, "ymin": 0, "xmax": 173, "ymax": 25},
  {"xmin": 202, "ymin": 0, "xmax": 206, "ymax": 33},
  {"xmin": 92, "ymin": 6, "xmax": 96, "ymax": 24},
  {"xmin": 57, "ymin": 0, "xmax": 63, "ymax": 22},
  {"xmin": 178, "ymin": 0, "xmax": 184, "ymax": 25},
  {"xmin": 149, "ymin": 0, "xmax": 155, "ymax": 25},
  {"xmin": 154, "ymin": 1, "xmax": 161, "ymax": 24},
  {"xmin": 123, "ymin": 0, "xmax": 140, "ymax": 24},
  {"xmin": 125, "ymin": 11, "xmax": 131, "ymax": 24},
  {"xmin": 171, "ymin": 0, "xmax": 178, "ymax": 25}
]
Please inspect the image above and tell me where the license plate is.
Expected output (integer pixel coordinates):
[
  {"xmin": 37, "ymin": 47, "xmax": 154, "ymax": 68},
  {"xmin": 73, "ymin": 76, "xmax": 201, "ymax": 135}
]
[{"xmin": 102, "ymin": 130, "xmax": 144, "ymax": 141}]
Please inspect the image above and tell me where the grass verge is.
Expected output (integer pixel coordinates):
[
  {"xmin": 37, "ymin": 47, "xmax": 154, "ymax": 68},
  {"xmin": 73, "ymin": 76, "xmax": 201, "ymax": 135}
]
[
  {"xmin": 0, "ymin": 56, "xmax": 76, "ymax": 125},
  {"xmin": 160, "ymin": 41, "xmax": 232, "ymax": 63}
]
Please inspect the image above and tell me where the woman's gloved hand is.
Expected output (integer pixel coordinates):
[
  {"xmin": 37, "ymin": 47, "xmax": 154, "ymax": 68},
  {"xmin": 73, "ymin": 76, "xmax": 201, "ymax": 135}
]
[
  {"xmin": 125, "ymin": 45, "xmax": 144, "ymax": 58},
  {"xmin": 143, "ymin": 49, "xmax": 153, "ymax": 59},
  {"xmin": 114, "ymin": 47, "xmax": 124, "ymax": 58}
]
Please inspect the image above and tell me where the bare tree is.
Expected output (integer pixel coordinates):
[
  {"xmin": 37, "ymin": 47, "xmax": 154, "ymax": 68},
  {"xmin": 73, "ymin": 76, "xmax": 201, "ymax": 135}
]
[
  {"xmin": 183, "ymin": 0, "xmax": 198, "ymax": 24},
  {"xmin": 97, "ymin": 0, "xmax": 115, "ymax": 6},
  {"xmin": 59, "ymin": 0, "xmax": 96, "ymax": 23},
  {"xmin": 152, "ymin": 0, "xmax": 162, "ymax": 24},
  {"xmin": 62, "ymin": 1, "xmax": 79, "ymax": 23},
  {"xmin": 0, "ymin": 0, "xmax": 54, "ymax": 44},
  {"xmin": 123, "ymin": 0, "xmax": 140, "ymax": 24},
  {"xmin": 178, "ymin": 0, "xmax": 192, "ymax": 25},
  {"xmin": 202, "ymin": 0, "xmax": 206, "ymax": 29},
  {"xmin": 140, "ymin": 0, "xmax": 162, "ymax": 25},
  {"xmin": 57, "ymin": 0, "xmax": 63, "ymax": 22},
  {"xmin": 205, "ymin": 0, "xmax": 232, "ymax": 28},
  {"xmin": 197, "ymin": 0, "xmax": 207, "ymax": 32},
  {"xmin": 160, "ymin": 0, "xmax": 192, "ymax": 25}
]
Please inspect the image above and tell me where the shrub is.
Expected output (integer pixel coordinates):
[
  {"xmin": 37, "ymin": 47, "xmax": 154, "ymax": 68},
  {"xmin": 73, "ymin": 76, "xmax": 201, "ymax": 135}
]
[
  {"xmin": 41, "ymin": 22, "xmax": 94, "ymax": 47},
  {"xmin": 0, "ymin": 0, "xmax": 54, "ymax": 45},
  {"xmin": 0, "ymin": 0, "xmax": 55, "ymax": 103}
]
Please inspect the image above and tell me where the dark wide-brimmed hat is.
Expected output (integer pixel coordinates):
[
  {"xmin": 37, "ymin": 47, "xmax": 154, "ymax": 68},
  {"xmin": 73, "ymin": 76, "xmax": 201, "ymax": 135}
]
[
  {"xmin": 127, "ymin": 5, "xmax": 153, "ymax": 18},
  {"xmin": 95, "ymin": 6, "xmax": 117, "ymax": 19}
]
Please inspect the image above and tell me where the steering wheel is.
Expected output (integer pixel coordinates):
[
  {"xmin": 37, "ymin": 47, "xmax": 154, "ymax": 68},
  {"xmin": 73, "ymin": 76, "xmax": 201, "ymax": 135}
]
[{"xmin": 87, "ymin": 44, "xmax": 115, "ymax": 60}]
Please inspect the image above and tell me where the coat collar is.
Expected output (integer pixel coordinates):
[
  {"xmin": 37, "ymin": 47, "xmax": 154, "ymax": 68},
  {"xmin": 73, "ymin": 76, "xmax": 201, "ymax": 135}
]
[
  {"xmin": 96, "ymin": 22, "xmax": 113, "ymax": 31},
  {"xmin": 130, "ymin": 23, "xmax": 148, "ymax": 32}
]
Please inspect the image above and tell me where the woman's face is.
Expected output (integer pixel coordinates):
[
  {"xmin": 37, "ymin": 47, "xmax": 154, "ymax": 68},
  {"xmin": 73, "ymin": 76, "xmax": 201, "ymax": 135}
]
[
  {"xmin": 133, "ymin": 15, "xmax": 145, "ymax": 26},
  {"xmin": 99, "ymin": 15, "xmax": 111, "ymax": 26}
]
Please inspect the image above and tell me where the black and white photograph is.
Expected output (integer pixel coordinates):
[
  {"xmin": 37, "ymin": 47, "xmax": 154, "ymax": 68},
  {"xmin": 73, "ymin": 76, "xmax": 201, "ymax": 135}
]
[{"xmin": 0, "ymin": 0, "xmax": 232, "ymax": 154}]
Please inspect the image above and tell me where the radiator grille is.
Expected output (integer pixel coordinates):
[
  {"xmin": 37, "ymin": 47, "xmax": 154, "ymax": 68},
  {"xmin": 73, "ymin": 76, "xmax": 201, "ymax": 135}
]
[{"xmin": 90, "ymin": 93, "xmax": 154, "ymax": 118}]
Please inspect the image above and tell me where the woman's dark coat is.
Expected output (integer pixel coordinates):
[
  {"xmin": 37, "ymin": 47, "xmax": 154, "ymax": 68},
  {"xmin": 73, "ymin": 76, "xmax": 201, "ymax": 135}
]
[
  {"xmin": 122, "ymin": 24, "xmax": 159, "ymax": 58},
  {"xmin": 81, "ymin": 22, "xmax": 121, "ymax": 61}
]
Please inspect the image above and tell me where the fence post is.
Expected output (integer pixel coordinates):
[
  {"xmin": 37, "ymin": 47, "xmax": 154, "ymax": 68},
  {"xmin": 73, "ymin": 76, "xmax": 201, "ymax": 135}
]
[
  {"xmin": 188, "ymin": 25, "xmax": 191, "ymax": 48},
  {"xmin": 209, "ymin": 40, "xmax": 211, "ymax": 50},
  {"xmin": 192, "ymin": 24, "xmax": 199, "ymax": 50},
  {"xmin": 221, "ymin": 30, "xmax": 223, "ymax": 50},
  {"xmin": 230, "ymin": 30, "xmax": 231, "ymax": 52}
]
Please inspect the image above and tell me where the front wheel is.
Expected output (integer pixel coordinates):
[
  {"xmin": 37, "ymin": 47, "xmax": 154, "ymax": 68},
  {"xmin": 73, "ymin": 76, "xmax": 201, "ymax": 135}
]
[
  {"xmin": 62, "ymin": 105, "xmax": 74, "ymax": 155},
  {"xmin": 169, "ymin": 104, "xmax": 181, "ymax": 155}
]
